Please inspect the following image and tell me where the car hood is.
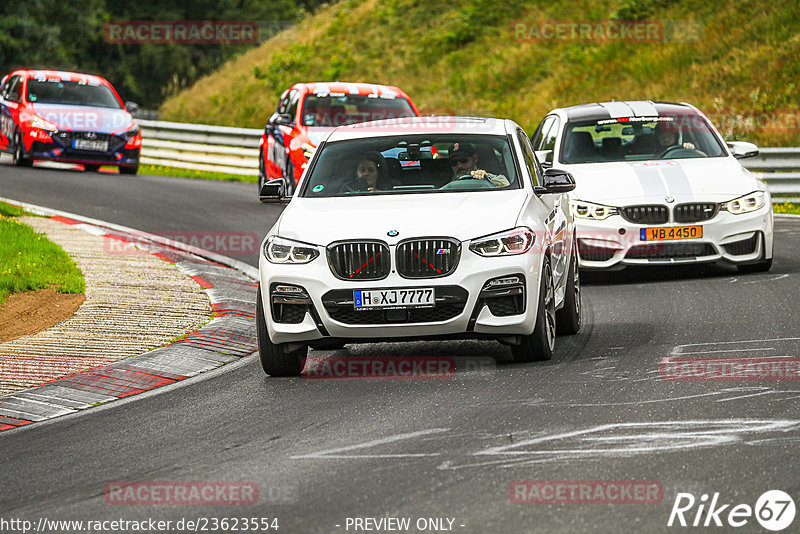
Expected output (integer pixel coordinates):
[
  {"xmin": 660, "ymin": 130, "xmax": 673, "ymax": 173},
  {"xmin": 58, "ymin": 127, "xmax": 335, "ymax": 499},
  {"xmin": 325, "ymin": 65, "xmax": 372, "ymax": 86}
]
[
  {"xmin": 30, "ymin": 104, "xmax": 134, "ymax": 133},
  {"xmin": 275, "ymin": 190, "xmax": 528, "ymax": 246},
  {"xmin": 563, "ymin": 157, "xmax": 761, "ymax": 204}
]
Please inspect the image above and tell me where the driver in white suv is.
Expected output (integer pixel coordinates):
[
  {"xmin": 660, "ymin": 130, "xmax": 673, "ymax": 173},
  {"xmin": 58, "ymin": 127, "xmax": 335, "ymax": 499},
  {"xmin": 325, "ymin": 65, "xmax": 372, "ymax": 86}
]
[{"xmin": 448, "ymin": 141, "xmax": 510, "ymax": 187}]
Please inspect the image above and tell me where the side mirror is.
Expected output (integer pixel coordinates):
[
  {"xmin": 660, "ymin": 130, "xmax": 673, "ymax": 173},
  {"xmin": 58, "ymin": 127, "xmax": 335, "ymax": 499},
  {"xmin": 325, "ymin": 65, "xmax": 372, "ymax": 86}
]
[
  {"xmin": 535, "ymin": 168, "xmax": 576, "ymax": 195},
  {"xmin": 727, "ymin": 141, "xmax": 759, "ymax": 159},
  {"xmin": 259, "ymin": 179, "xmax": 285, "ymax": 202},
  {"xmin": 273, "ymin": 113, "xmax": 293, "ymax": 126},
  {"xmin": 125, "ymin": 101, "xmax": 140, "ymax": 113}
]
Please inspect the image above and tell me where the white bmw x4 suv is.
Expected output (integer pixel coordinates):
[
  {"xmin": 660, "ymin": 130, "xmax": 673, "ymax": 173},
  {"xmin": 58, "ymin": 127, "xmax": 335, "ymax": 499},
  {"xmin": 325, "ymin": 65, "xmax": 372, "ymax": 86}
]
[
  {"xmin": 531, "ymin": 101, "xmax": 773, "ymax": 271},
  {"xmin": 257, "ymin": 117, "xmax": 580, "ymax": 376}
]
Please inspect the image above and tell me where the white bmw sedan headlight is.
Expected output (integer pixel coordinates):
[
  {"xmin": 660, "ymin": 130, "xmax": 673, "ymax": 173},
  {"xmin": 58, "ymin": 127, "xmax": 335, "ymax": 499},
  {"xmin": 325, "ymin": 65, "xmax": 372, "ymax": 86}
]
[
  {"xmin": 571, "ymin": 200, "xmax": 619, "ymax": 220},
  {"xmin": 720, "ymin": 191, "xmax": 766, "ymax": 215}
]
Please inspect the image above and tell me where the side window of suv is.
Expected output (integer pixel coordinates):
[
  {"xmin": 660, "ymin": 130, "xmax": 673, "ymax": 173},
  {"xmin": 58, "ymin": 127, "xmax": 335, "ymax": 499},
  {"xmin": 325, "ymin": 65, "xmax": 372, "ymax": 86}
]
[{"xmin": 517, "ymin": 128, "xmax": 542, "ymax": 187}]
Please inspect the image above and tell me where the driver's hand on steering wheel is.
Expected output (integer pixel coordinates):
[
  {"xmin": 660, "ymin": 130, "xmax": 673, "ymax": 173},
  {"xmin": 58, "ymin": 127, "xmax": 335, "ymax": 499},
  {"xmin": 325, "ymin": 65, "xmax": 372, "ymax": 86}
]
[
  {"xmin": 683, "ymin": 142, "xmax": 696, "ymax": 150},
  {"xmin": 471, "ymin": 169, "xmax": 489, "ymax": 181}
]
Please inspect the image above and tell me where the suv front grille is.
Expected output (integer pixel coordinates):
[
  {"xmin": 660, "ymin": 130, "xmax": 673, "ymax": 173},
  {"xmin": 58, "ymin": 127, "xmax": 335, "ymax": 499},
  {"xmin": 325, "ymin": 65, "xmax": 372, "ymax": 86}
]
[
  {"xmin": 327, "ymin": 241, "xmax": 391, "ymax": 281},
  {"xmin": 396, "ymin": 238, "xmax": 460, "ymax": 278},
  {"xmin": 621, "ymin": 205, "xmax": 669, "ymax": 224},
  {"xmin": 674, "ymin": 203, "xmax": 718, "ymax": 223}
]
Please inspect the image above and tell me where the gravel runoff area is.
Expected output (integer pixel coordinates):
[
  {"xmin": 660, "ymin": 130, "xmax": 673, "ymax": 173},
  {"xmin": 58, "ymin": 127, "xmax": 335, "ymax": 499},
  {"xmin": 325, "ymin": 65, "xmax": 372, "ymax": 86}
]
[
  {"xmin": 0, "ymin": 216, "xmax": 210, "ymax": 395},
  {"xmin": 0, "ymin": 206, "xmax": 259, "ymax": 431}
]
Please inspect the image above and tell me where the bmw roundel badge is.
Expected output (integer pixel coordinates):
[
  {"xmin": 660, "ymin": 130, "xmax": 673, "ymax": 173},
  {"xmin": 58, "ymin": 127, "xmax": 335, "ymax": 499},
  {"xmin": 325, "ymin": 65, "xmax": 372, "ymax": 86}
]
[
  {"xmin": 665, "ymin": 195, "xmax": 675, "ymax": 203},
  {"xmin": 387, "ymin": 230, "xmax": 399, "ymax": 237}
]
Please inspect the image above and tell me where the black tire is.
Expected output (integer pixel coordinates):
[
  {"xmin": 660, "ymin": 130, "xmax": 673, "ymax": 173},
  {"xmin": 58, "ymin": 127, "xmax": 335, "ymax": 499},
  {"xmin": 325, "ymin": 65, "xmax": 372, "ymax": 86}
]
[
  {"xmin": 12, "ymin": 131, "xmax": 33, "ymax": 167},
  {"xmin": 84, "ymin": 164, "xmax": 100, "ymax": 172},
  {"xmin": 256, "ymin": 289, "xmax": 306, "ymax": 376},
  {"xmin": 511, "ymin": 257, "xmax": 556, "ymax": 362},
  {"xmin": 119, "ymin": 164, "xmax": 138, "ymax": 175},
  {"xmin": 556, "ymin": 245, "xmax": 581, "ymax": 335},
  {"xmin": 737, "ymin": 236, "xmax": 773, "ymax": 273}
]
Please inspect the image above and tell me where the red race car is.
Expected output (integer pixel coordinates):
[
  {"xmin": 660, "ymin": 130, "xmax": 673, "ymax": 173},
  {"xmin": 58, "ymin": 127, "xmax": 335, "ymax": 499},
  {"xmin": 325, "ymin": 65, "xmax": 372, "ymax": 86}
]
[
  {"xmin": 258, "ymin": 82, "xmax": 420, "ymax": 201},
  {"xmin": 0, "ymin": 69, "xmax": 141, "ymax": 174}
]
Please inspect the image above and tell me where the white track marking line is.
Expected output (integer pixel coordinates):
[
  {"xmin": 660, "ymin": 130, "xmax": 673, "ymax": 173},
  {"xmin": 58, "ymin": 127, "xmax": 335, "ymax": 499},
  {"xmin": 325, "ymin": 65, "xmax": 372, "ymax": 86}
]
[{"xmin": 291, "ymin": 428, "xmax": 449, "ymax": 459}]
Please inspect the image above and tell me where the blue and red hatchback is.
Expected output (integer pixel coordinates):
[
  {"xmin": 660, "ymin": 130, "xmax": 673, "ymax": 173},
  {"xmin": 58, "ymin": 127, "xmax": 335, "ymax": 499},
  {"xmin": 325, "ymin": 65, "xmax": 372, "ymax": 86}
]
[
  {"xmin": 0, "ymin": 69, "xmax": 141, "ymax": 174},
  {"xmin": 259, "ymin": 82, "xmax": 420, "ymax": 200}
]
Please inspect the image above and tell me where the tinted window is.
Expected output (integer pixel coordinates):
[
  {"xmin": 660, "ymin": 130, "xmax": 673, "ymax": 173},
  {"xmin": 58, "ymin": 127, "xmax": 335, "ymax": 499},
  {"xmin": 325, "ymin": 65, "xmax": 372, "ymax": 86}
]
[
  {"xmin": 286, "ymin": 90, "xmax": 300, "ymax": 119},
  {"xmin": 301, "ymin": 94, "xmax": 416, "ymax": 127},
  {"xmin": 26, "ymin": 80, "xmax": 122, "ymax": 109},
  {"xmin": 302, "ymin": 134, "xmax": 519, "ymax": 197},
  {"xmin": 560, "ymin": 114, "xmax": 727, "ymax": 163},
  {"xmin": 532, "ymin": 116, "xmax": 555, "ymax": 151}
]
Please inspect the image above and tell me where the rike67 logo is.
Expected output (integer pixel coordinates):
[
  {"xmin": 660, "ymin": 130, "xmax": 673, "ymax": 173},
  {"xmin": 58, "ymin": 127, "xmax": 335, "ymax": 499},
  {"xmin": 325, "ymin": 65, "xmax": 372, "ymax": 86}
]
[{"xmin": 668, "ymin": 490, "xmax": 795, "ymax": 531}]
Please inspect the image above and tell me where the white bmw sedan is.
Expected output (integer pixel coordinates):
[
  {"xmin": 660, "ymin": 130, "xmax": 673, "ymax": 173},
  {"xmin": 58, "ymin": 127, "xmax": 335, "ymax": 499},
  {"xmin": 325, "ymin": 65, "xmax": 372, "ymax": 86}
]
[
  {"xmin": 257, "ymin": 117, "xmax": 580, "ymax": 376},
  {"xmin": 531, "ymin": 101, "xmax": 773, "ymax": 271}
]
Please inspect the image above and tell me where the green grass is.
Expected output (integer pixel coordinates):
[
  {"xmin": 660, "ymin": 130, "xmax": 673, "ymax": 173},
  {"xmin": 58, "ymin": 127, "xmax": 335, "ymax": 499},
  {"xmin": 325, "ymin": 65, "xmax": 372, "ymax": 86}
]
[
  {"xmin": 139, "ymin": 164, "xmax": 257, "ymax": 183},
  {"xmin": 0, "ymin": 202, "xmax": 85, "ymax": 305},
  {"xmin": 774, "ymin": 202, "xmax": 800, "ymax": 214},
  {"xmin": 159, "ymin": 0, "xmax": 800, "ymax": 147}
]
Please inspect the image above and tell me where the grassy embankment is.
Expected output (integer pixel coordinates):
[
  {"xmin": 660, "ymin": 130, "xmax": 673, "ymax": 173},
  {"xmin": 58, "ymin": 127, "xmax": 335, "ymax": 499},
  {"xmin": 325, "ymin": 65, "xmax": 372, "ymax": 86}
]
[
  {"xmin": 160, "ymin": 0, "xmax": 800, "ymax": 147},
  {"xmin": 0, "ymin": 202, "xmax": 85, "ymax": 305},
  {"xmin": 156, "ymin": 0, "xmax": 800, "ymax": 203}
]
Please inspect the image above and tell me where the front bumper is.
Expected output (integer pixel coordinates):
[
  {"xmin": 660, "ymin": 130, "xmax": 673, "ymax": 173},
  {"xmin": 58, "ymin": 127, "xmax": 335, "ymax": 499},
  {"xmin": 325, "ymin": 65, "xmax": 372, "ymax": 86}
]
[
  {"xmin": 575, "ymin": 205, "xmax": 773, "ymax": 269},
  {"xmin": 258, "ymin": 246, "xmax": 545, "ymax": 345},
  {"xmin": 24, "ymin": 129, "xmax": 140, "ymax": 167}
]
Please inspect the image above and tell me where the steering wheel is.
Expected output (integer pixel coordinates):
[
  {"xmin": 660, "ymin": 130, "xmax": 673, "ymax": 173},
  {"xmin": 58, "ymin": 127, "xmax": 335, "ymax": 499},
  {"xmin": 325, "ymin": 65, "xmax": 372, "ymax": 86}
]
[{"xmin": 657, "ymin": 145, "xmax": 684, "ymax": 158}]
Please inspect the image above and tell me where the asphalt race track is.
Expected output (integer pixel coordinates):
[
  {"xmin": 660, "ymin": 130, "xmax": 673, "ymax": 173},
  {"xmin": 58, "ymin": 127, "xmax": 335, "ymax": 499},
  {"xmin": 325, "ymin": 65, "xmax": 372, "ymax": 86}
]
[{"xmin": 2, "ymin": 162, "xmax": 800, "ymax": 533}]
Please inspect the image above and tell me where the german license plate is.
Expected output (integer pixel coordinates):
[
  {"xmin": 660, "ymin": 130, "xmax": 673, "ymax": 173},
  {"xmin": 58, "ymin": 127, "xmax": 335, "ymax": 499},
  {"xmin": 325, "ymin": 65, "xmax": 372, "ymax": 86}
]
[
  {"xmin": 73, "ymin": 138, "xmax": 108, "ymax": 151},
  {"xmin": 640, "ymin": 226, "xmax": 703, "ymax": 241},
  {"xmin": 354, "ymin": 288, "xmax": 434, "ymax": 309}
]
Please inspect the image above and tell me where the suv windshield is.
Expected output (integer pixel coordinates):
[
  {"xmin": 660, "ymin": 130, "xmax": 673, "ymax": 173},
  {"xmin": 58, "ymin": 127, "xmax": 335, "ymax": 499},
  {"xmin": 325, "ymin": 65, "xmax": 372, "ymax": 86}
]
[
  {"xmin": 301, "ymin": 134, "xmax": 520, "ymax": 197},
  {"xmin": 301, "ymin": 94, "xmax": 416, "ymax": 127},
  {"xmin": 26, "ymin": 79, "xmax": 122, "ymax": 109},
  {"xmin": 560, "ymin": 114, "xmax": 726, "ymax": 164}
]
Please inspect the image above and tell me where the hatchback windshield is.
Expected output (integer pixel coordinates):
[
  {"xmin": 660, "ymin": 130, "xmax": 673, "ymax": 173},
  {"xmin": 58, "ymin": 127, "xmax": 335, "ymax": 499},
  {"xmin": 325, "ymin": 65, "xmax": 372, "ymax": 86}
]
[
  {"xmin": 26, "ymin": 79, "xmax": 122, "ymax": 109},
  {"xmin": 301, "ymin": 94, "xmax": 416, "ymax": 127},
  {"xmin": 560, "ymin": 114, "xmax": 726, "ymax": 164},
  {"xmin": 301, "ymin": 134, "xmax": 520, "ymax": 197}
]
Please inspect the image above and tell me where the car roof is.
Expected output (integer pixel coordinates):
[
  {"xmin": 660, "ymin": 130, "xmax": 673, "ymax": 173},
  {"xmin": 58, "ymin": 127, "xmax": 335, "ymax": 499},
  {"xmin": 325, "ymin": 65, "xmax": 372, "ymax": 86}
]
[
  {"xmin": 294, "ymin": 81, "xmax": 411, "ymax": 99},
  {"xmin": 555, "ymin": 100, "xmax": 698, "ymax": 121},
  {"xmin": 12, "ymin": 69, "xmax": 112, "ymax": 86},
  {"xmin": 325, "ymin": 116, "xmax": 513, "ymax": 141}
]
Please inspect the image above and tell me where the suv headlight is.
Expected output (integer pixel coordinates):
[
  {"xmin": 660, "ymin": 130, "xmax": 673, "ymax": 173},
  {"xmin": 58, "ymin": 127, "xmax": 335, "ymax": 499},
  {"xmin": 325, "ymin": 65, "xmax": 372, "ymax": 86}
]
[
  {"xmin": 571, "ymin": 200, "xmax": 619, "ymax": 220},
  {"xmin": 469, "ymin": 227, "xmax": 535, "ymax": 257},
  {"xmin": 263, "ymin": 236, "xmax": 320, "ymax": 264},
  {"xmin": 720, "ymin": 191, "xmax": 765, "ymax": 214}
]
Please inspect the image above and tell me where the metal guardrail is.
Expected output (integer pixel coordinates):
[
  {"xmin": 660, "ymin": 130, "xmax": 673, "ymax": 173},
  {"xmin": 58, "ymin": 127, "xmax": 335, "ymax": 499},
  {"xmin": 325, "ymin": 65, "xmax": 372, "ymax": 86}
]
[
  {"xmin": 138, "ymin": 120, "xmax": 800, "ymax": 198},
  {"xmin": 740, "ymin": 148, "xmax": 800, "ymax": 201},
  {"xmin": 138, "ymin": 119, "xmax": 262, "ymax": 176}
]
